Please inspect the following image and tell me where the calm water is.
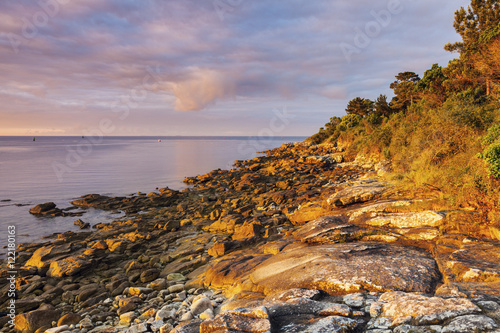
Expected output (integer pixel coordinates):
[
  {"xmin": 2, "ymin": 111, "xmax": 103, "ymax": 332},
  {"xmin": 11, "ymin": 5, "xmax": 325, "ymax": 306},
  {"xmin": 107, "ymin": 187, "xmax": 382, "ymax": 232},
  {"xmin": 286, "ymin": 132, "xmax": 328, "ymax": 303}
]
[{"xmin": 0, "ymin": 136, "xmax": 305, "ymax": 245}]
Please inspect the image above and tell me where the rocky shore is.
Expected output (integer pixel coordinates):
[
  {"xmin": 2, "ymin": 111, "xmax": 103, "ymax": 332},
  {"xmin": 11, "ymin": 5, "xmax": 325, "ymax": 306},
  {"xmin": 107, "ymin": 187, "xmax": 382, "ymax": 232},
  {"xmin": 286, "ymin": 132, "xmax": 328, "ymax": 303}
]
[{"xmin": 1, "ymin": 142, "xmax": 500, "ymax": 333}]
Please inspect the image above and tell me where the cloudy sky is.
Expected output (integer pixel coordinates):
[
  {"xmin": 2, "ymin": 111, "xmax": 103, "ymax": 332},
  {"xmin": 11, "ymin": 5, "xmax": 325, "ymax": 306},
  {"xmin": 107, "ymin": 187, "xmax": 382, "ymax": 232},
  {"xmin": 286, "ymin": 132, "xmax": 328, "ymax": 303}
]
[{"xmin": 0, "ymin": 0, "xmax": 468, "ymax": 136}]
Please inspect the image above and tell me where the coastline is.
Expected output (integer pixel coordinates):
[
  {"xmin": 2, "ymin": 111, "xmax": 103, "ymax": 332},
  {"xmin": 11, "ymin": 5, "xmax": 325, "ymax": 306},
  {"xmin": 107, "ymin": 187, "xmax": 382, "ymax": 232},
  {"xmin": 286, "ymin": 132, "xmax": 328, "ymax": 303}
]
[{"xmin": 2, "ymin": 142, "xmax": 500, "ymax": 333}]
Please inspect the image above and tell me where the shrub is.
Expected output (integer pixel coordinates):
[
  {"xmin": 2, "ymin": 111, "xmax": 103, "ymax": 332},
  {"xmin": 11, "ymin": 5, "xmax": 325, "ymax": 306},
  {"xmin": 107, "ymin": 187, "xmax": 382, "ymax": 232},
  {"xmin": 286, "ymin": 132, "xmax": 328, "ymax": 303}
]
[
  {"xmin": 339, "ymin": 114, "xmax": 362, "ymax": 131},
  {"xmin": 479, "ymin": 141, "xmax": 500, "ymax": 178}
]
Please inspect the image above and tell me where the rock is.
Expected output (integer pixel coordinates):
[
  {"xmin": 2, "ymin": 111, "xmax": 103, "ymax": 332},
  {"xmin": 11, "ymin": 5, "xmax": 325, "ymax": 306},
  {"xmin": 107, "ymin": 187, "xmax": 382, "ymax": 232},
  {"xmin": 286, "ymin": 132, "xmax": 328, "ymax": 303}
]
[
  {"xmin": 140, "ymin": 268, "xmax": 160, "ymax": 283},
  {"xmin": 74, "ymin": 219, "xmax": 90, "ymax": 229},
  {"xmin": 200, "ymin": 310, "xmax": 271, "ymax": 333},
  {"xmin": 293, "ymin": 215, "xmax": 364, "ymax": 244},
  {"xmin": 171, "ymin": 319, "xmax": 203, "ymax": 333},
  {"xmin": 155, "ymin": 309, "xmax": 176, "ymax": 321},
  {"xmin": 128, "ymin": 287, "xmax": 154, "ymax": 296},
  {"xmin": 57, "ymin": 313, "xmax": 82, "ymax": 326},
  {"xmin": 14, "ymin": 309, "xmax": 61, "ymax": 333},
  {"xmin": 199, "ymin": 308, "xmax": 214, "ymax": 320},
  {"xmin": 159, "ymin": 323, "xmax": 174, "ymax": 333},
  {"xmin": 232, "ymin": 222, "xmax": 262, "ymax": 240},
  {"xmin": 279, "ymin": 315, "xmax": 357, "ymax": 333},
  {"xmin": 24, "ymin": 243, "xmax": 73, "ymax": 271},
  {"xmin": 44, "ymin": 326, "xmax": 69, "ymax": 333},
  {"xmin": 327, "ymin": 185, "xmax": 386, "ymax": 206},
  {"xmin": 318, "ymin": 304, "xmax": 352, "ymax": 317},
  {"xmin": 366, "ymin": 211, "xmax": 445, "ymax": 228},
  {"xmin": 29, "ymin": 202, "xmax": 63, "ymax": 216},
  {"xmin": 119, "ymin": 311, "xmax": 137, "ymax": 325},
  {"xmin": 167, "ymin": 273, "xmax": 187, "ymax": 282},
  {"xmin": 180, "ymin": 311, "xmax": 194, "ymax": 321},
  {"xmin": 47, "ymin": 257, "xmax": 90, "ymax": 277},
  {"xmin": 370, "ymin": 291, "xmax": 481, "ymax": 326},
  {"xmin": 168, "ymin": 284, "xmax": 185, "ymax": 293},
  {"xmin": 190, "ymin": 297, "xmax": 213, "ymax": 315},
  {"xmin": 442, "ymin": 314, "xmax": 498, "ymax": 333},
  {"xmin": 343, "ymin": 293, "xmax": 366, "ymax": 308},
  {"xmin": 150, "ymin": 278, "xmax": 167, "ymax": 291},
  {"xmin": 249, "ymin": 242, "xmax": 441, "ymax": 295},
  {"xmin": 265, "ymin": 288, "xmax": 322, "ymax": 302},
  {"xmin": 128, "ymin": 323, "xmax": 149, "ymax": 333}
]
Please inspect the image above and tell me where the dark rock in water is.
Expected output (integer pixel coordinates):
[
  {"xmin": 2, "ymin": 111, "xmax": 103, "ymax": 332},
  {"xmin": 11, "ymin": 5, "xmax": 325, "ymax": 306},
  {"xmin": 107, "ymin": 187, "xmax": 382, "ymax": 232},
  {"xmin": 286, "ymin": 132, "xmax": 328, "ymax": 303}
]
[
  {"xmin": 29, "ymin": 202, "xmax": 61, "ymax": 216},
  {"xmin": 74, "ymin": 219, "xmax": 90, "ymax": 229}
]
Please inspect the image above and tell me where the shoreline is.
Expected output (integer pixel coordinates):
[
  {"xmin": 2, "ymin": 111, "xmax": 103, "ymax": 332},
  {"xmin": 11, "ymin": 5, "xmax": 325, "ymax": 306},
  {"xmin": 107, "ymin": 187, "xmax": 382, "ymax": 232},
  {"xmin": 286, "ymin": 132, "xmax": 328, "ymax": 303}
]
[{"xmin": 1, "ymin": 142, "xmax": 500, "ymax": 333}]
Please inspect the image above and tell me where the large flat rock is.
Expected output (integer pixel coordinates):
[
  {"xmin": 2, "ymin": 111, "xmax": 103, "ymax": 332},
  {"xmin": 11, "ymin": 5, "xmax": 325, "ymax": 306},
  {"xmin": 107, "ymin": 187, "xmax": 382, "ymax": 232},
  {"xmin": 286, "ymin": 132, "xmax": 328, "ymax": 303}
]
[{"xmin": 249, "ymin": 242, "xmax": 441, "ymax": 295}]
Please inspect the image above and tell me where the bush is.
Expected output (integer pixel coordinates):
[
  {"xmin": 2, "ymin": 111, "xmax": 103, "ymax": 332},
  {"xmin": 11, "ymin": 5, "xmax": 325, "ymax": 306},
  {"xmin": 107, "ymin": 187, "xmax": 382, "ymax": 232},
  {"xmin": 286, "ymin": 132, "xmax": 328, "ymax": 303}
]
[
  {"xmin": 479, "ymin": 141, "xmax": 500, "ymax": 178},
  {"xmin": 339, "ymin": 114, "xmax": 362, "ymax": 131}
]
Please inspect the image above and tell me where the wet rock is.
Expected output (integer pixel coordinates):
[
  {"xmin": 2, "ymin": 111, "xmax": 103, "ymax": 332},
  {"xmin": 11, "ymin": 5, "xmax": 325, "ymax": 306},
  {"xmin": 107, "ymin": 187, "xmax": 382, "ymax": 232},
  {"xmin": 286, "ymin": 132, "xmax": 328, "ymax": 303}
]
[
  {"xmin": 74, "ymin": 219, "xmax": 91, "ymax": 229},
  {"xmin": 29, "ymin": 202, "xmax": 63, "ymax": 216}
]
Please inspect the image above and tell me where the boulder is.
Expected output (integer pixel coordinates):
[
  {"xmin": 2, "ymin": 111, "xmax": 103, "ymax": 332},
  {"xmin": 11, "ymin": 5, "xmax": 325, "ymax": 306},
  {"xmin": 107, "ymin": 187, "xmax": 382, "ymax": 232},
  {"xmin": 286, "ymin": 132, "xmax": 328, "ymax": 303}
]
[
  {"xmin": 14, "ymin": 309, "xmax": 61, "ymax": 333},
  {"xmin": 365, "ymin": 211, "xmax": 445, "ymax": 228},
  {"xmin": 29, "ymin": 202, "xmax": 63, "ymax": 216},
  {"xmin": 278, "ymin": 315, "xmax": 357, "ymax": 333},
  {"xmin": 249, "ymin": 242, "xmax": 441, "ymax": 295},
  {"xmin": 370, "ymin": 291, "xmax": 481, "ymax": 326},
  {"xmin": 327, "ymin": 185, "xmax": 386, "ymax": 206},
  {"xmin": 24, "ymin": 243, "xmax": 73, "ymax": 271},
  {"xmin": 47, "ymin": 257, "xmax": 90, "ymax": 277},
  {"xmin": 442, "ymin": 314, "xmax": 498, "ymax": 333},
  {"xmin": 293, "ymin": 215, "xmax": 366, "ymax": 244},
  {"xmin": 200, "ymin": 310, "xmax": 271, "ymax": 333},
  {"xmin": 140, "ymin": 268, "xmax": 160, "ymax": 283},
  {"xmin": 57, "ymin": 313, "xmax": 82, "ymax": 326}
]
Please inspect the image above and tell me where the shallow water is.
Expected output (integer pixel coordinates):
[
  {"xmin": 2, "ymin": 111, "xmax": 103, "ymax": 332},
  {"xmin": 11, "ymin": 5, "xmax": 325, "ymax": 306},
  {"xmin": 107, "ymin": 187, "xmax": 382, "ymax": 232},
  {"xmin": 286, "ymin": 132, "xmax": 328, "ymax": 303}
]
[{"xmin": 0, "ymin": 136, "xmax": 305, "ymax": 245}]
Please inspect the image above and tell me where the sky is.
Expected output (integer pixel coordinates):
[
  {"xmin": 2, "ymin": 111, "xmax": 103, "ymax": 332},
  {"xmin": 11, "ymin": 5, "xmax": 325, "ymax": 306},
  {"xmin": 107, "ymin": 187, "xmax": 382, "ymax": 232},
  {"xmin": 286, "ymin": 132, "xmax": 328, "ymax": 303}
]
[{"xmin": 0, "ymin": 0, "xmax": 469, "ymax": 136}]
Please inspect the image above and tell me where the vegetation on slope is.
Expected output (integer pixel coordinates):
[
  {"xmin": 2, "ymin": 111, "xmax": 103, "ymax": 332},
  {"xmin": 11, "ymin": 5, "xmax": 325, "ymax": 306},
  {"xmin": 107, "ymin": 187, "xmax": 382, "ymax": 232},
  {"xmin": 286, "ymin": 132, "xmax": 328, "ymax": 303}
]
[{"xmin": 308, "ymin": 0, "xmax": 500, "ymax": 232}]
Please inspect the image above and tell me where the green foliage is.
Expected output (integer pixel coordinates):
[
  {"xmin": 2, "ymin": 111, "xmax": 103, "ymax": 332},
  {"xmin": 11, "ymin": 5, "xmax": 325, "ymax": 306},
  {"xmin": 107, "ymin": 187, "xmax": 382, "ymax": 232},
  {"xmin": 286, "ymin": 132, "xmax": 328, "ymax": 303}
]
[
  {"xmin": 479, "ymin": 141, "xmax": 500, "ymax": 177},
  {"xmin": 345, "ymin": 97, "xmax": 373, "ymax": 117},
  {"xmin": 339, "ymin": 114, "xmax": 362, "ymax": 130},
  {"xmin": 481, "ymin": 123, "xmax": 500, "ymax": 144},
  {"xmin": 390, "ymin": 72, "xmax": 421, "ymax": 111}
]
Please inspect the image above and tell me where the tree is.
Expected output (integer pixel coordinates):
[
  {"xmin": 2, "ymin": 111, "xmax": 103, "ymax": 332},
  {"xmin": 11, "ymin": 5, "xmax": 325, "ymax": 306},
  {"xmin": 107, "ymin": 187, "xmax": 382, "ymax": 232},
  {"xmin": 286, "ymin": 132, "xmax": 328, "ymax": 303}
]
[
  {"xmin": 445, "ymin": 0, "xmax": 500, "ymax": 53},
  {"xmin": 373, "ymin": 94, "xmax": 393, "ymax": 117},
  {"xmin": 345, "ymin": 97, "xmax": 373, "ymax": 117},
  {"xmin": 444, "ymin": 0, "xmax": 500, "ymax": 95},
  {"xmin": 390, "ymin": 72, "xmax": 420, "ymax": 111},
  {"xmin": 417, "ymin": 64, "xmax": 449, "ymax": 106}
]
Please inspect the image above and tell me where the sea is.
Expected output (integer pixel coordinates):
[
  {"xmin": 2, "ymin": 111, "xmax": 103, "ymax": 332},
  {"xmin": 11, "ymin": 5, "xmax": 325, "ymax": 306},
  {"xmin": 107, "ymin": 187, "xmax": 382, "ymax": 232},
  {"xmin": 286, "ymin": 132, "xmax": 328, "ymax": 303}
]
[{"xmin": 0, "ymin": 136, "xmax": 305, "ymax": 247}]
